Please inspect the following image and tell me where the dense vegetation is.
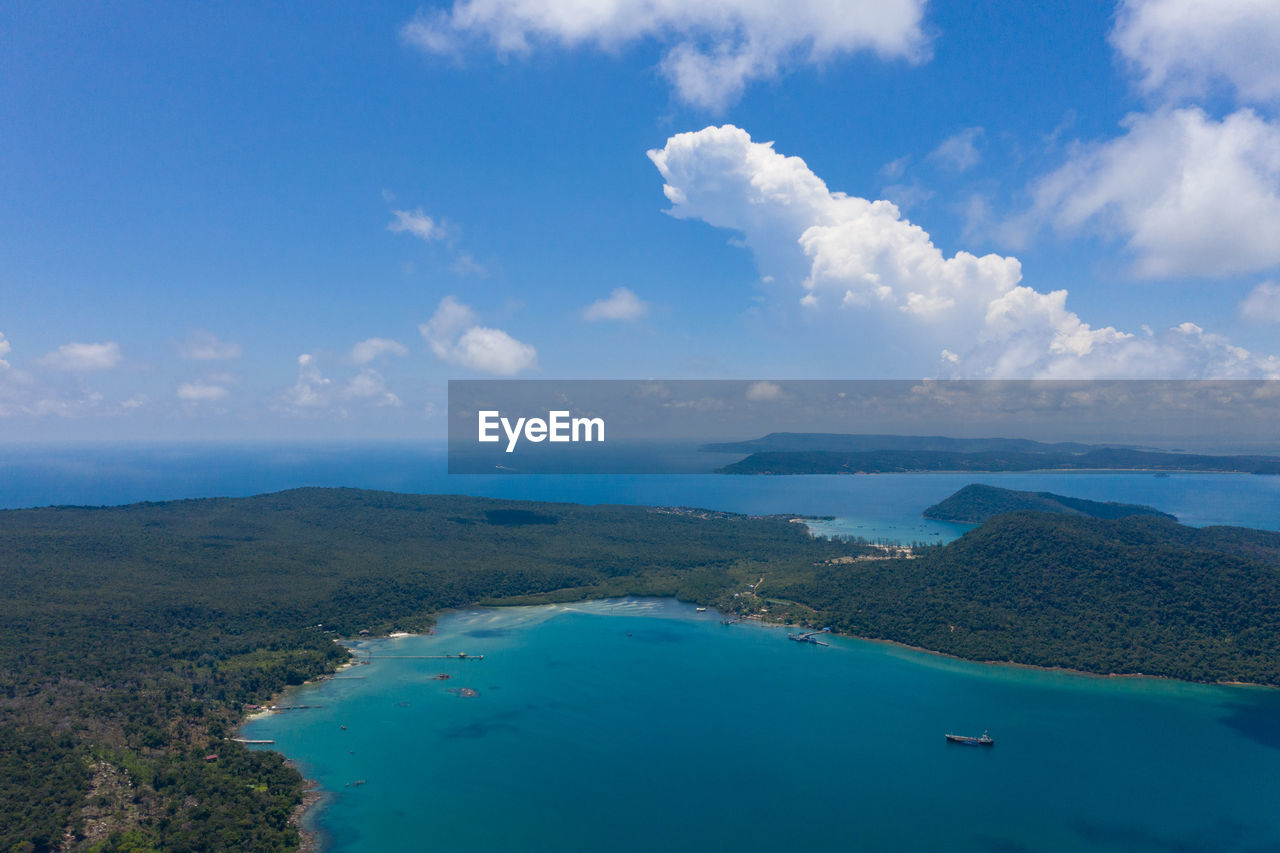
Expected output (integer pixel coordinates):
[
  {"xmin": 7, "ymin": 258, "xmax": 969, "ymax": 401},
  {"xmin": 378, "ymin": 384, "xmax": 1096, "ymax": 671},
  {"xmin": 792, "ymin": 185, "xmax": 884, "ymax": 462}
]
[
  {"xmin": 0, "ymin": 489, "xmax": 862, "ymax": 851},
  {"xmin": 755, "ymin": 513, "xmax": 1280, "ymax": 686},
  {"xmin": 4, "ymin": 487, "xmax": 1279, "ymax": 850},
  {"xmin": 716, "ymin": 447, "xmax": 1280, "ymax": 475},
  {"xmin": 922, "ymin": 483, "xmax": 1176, "ymax": 523}
]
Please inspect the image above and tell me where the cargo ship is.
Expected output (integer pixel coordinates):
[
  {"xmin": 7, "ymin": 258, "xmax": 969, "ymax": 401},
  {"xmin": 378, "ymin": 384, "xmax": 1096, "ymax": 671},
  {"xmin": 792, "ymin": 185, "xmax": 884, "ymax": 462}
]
[{"xmin": 945, "ymin": 730, "xmax": 994, "ymax": 746}]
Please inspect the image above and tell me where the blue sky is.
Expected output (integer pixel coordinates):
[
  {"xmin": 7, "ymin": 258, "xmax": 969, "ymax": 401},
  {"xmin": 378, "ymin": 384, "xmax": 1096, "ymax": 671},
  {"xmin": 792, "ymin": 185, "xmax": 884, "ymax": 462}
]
[{"xmin": 2, "ymin": 1, "xmax": 1279, "ymax": 440}]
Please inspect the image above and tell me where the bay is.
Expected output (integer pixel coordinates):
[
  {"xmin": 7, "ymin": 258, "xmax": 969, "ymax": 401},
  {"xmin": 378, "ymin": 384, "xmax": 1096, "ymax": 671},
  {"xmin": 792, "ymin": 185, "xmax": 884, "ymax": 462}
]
[{"xmin": 243, "ymin": 600, "xmax": 1280, "ymax": 852}]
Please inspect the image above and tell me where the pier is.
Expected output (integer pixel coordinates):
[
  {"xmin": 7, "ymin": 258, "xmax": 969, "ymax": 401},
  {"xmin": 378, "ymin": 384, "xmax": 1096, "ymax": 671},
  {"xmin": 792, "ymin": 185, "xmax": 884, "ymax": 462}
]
[
  {"xmin": 787, "ymin": 629, "xmax": 831, "ymax": 647},
  {"xmin": 357, "ymin": 653, "xmax": 484, "ymax": 660},
  {"xmin": 231, "ymin": 738, "xmax": 275, "ymax": 744}
]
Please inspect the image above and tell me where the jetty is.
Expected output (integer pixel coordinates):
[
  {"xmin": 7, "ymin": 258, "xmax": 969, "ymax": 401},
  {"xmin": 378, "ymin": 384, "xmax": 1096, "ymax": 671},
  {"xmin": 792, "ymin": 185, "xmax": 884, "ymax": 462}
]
[
  {"xmin": 231, "ymin": 738, "xmax": 275, "ymax": 745},
  {"xmin": 357, "ymin": 653, "xmax": 484, "ymax": 660},
  {"xmin": 787, "ymin": 629, "xmax": 831, "ymax": 646}
]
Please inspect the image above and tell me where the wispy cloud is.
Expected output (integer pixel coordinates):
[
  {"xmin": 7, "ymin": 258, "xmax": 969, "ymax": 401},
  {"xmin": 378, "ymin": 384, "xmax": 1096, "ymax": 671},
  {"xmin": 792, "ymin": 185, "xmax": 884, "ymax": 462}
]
[
  {"xmin": 419, "ymin": 296, "xmax": 538, "ymax": 375},
  {"xmin": 387, "ymin": 207, "xmax": 445, "ymax": 242},
  {"xmin": 181, "ymin": 330, "xmax": 242, "ymax": 360},
  {"xmin": 583, "ymin": 287, "xmax": 649, "ymax": 322},
  {"xmin": 177, "ymin": 380, "xmax": 231, "ymax": 402},
  {"xmin": 400, "ymin": 0, "xmax": 930, "ymax": 111},
  {"xmin": 37, "ymin": 341, "xmax": 123, "ymax": 372},
  {"xmin": 1240, "ymin": 281, "xmax": 1280, "ymax": 323},
  {"xmin": 1112, "ymin": 0, "xmax": 1280, "ymax": 103},
  {"xmin": 1031, "ymin": 108, "xmax": 1280, "ymax": 278},
  {"xmin": 928, "ymin": 127, "xmax": 984, "ymax": 172},
  {"xmin": 350, "ymin": 337, "xmax": 409, "ymax": 364}
]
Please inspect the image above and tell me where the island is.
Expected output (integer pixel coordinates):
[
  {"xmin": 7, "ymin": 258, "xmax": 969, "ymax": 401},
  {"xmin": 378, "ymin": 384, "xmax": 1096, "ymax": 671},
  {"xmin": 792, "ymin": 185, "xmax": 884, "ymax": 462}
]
[
  {"xmin": 717, "ymin": 447, "xmax": 1280, "ymax": 474},
  {"xmin": 921, "ymin": 483, "xmax": 1177, "ymax": 523},
  {"xmin": 3, "ymin": 487, "xmax": 1279, "ymax": 851},
  {"xmin": 708, "ymin": 433, "xmax": 1280, "ymax": 475}
]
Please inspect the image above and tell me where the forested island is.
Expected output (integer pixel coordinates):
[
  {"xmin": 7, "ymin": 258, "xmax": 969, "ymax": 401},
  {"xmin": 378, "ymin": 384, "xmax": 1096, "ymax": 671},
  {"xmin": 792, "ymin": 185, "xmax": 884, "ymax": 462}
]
[
  {"xmin": 3, "ymin": 487, "xmax": 1279, "ymax": 851},
  {"xmin": 716, "ymin": 447, "xmax": 1280, "ymax": 475},
  {"xmin": 922, "ymin": 483, "xmax": 1177, "ymax": 523},
  {"xmin": 703, "ymin": 432, "xmax": 1111, "ymax": 455}
]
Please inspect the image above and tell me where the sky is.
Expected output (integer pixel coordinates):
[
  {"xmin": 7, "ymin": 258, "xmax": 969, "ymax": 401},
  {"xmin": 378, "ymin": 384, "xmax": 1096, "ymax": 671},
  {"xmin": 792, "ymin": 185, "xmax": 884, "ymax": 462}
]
[{"xmin": 2, "ymin": 0, "xmax": 1280, "ymax": 440}]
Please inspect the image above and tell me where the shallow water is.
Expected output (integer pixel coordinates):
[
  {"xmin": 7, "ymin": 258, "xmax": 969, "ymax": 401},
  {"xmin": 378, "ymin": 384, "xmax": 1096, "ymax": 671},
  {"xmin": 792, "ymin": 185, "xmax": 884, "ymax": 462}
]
[{"xmin": 244, "ymin": 600, "xmax": 1280, "ymax": 852}]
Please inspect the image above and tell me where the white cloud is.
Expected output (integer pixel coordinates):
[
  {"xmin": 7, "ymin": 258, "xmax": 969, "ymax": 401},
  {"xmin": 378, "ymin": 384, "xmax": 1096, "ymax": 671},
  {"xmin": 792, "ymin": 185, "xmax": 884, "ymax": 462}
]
[
  {"xmin": 419, "ymin": 296, "xmax": 538, "ymax": 375},
  {"xmin": 648, "ymin": 124, "xmax": 1280, "ymax": 378},
  {"xmin": 1111, "ymin": 0, "xmax": 1280, "ymax": 103},
  {"xmin": 345, "ymin": 368, "xmax": 402, "ymax": 407},
  {"xmin": 419, "ymin": 295, "xmax": 479, "ymax": 360},
  {"xmin": 388, "ymin": 207, "xmax": 445, "ymax": 242},
  {"xmin": 350, "ymin": 337, "xmax": 409, "ymax": 364},
  {"xmin": 583, "ymin": 287, "xmax": 649, "ymax": 322},
  {"xmin": 0, "ymin": 332, "xmax": 10, "ymax": 369},
  {"xmin": 745, "ymin": 380, "xmax": 784, "ymax": 401},
  {"xmin": 282, "ymin": 353, "xmax": 332, "ymax": 409},
  {"xmin": 401, "ymin": 0, "xmax": 929, "ymax": 111},
  {"xmin": 181, "ymin": 330, "xmax": 242, "ymax": 360},
  {"xmin": 38, "ymin": 341, "xmax": 123, "ymax": 371},
  {"xmin": 449, "ymin": 327, "xmax": 538, "ymax": 375},
  {"xmin": 451, "ymin": 253, "xmax": 488, "ymax": 277},
  {"xmin": 277, "ymin": 354, "xmax": 408, "ymax": 415},
  {"xmin": 1032, "ymin": 108, "xmax": 1280, "ymax": 278},
  {"xmin": 879, "ymin": 155, "xmax": 910, "ymax": 180},
  {"xmin": 1240, "ymin": 280, "xmax": 1280, "ymax": 323},
  {"xmin": 177, "ymin": 380, "xmax": 230, "ymax": 402},
  {"xmin": 928, "ymin": 127, "xmax": 983, "ymax": 172}
]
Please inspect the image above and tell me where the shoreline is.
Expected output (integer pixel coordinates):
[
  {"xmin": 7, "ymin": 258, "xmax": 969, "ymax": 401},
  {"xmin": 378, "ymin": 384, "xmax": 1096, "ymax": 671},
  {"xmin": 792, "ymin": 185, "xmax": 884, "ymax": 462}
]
[
  {"xmin": 291, "ymin": 780, "xmax": 324, "ymax": 853},
  {"xmin": 236, "ymin": 655, "xmax": 366, "ymax": 853},
  {"xmin": 731, "ymin": 605, "xmax": 1277, "ymax": 690}
]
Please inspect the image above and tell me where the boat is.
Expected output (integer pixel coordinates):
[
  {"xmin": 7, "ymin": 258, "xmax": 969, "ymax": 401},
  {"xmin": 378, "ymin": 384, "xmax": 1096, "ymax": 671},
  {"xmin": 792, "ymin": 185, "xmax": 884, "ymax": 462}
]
[
  {"xmin": 945, "ymin": 730, "xmax": 994, "ymax": 746},
  {"xmin": 695, "ymin": 606, "xmax": 707, "ymax": 612}
]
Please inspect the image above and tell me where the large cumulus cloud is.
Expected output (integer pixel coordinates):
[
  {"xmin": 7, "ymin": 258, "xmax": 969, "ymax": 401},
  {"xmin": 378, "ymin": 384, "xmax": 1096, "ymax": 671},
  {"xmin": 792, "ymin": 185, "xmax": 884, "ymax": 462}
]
[{"xmin": 648, "ymin": 125, "xmax": 1279, "ymax": 378}]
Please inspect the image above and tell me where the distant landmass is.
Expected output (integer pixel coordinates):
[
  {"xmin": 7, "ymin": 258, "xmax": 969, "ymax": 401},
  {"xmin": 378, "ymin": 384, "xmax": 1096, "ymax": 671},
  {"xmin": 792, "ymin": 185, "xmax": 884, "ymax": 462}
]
[
  {"xmin": 703, "ymin": 432, "xmax": 1115, "ymax": 455},
  {"xmin": 923, "ymin": 484, "xmax": 1177, "ymax": 524},
  {"xmin": 716, "ymin": 447, "xmax": 1280, "ymax": 475}
]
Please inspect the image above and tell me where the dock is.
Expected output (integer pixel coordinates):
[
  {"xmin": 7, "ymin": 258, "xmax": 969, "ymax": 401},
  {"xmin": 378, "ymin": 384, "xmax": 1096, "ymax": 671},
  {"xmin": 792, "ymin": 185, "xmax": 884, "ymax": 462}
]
[
  {"xmin": 357, "ymin": 653, "xmax": 484, "ymax": 660},
  {"xmin": 787, "ymin": 629, "xmax": 831, "ymax": 647},
  {"xmin": 231, "ymin": 738, "xmax": 275, "ymax": 745}
]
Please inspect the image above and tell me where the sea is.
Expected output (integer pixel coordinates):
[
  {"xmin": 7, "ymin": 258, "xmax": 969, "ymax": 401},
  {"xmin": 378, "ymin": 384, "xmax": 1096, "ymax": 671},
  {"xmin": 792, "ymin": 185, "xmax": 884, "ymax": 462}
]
[{"xmin": 6, "ymin": 442, "xmax": 1280, "ymax": 851}]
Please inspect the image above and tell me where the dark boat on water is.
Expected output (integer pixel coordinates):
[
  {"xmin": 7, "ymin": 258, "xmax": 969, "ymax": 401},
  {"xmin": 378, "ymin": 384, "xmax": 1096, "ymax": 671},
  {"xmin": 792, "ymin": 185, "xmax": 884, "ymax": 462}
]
[{"xmin": 945, "ymin": 730, "xmax": 994, "ymax": 746}]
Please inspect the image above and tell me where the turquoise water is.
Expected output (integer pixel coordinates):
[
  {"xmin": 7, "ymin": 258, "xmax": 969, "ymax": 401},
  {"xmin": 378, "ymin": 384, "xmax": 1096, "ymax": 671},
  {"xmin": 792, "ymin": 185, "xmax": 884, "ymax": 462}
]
[{"xmin": 244, "ymin": 600, "xmax": 1280, "ymax": 852}]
